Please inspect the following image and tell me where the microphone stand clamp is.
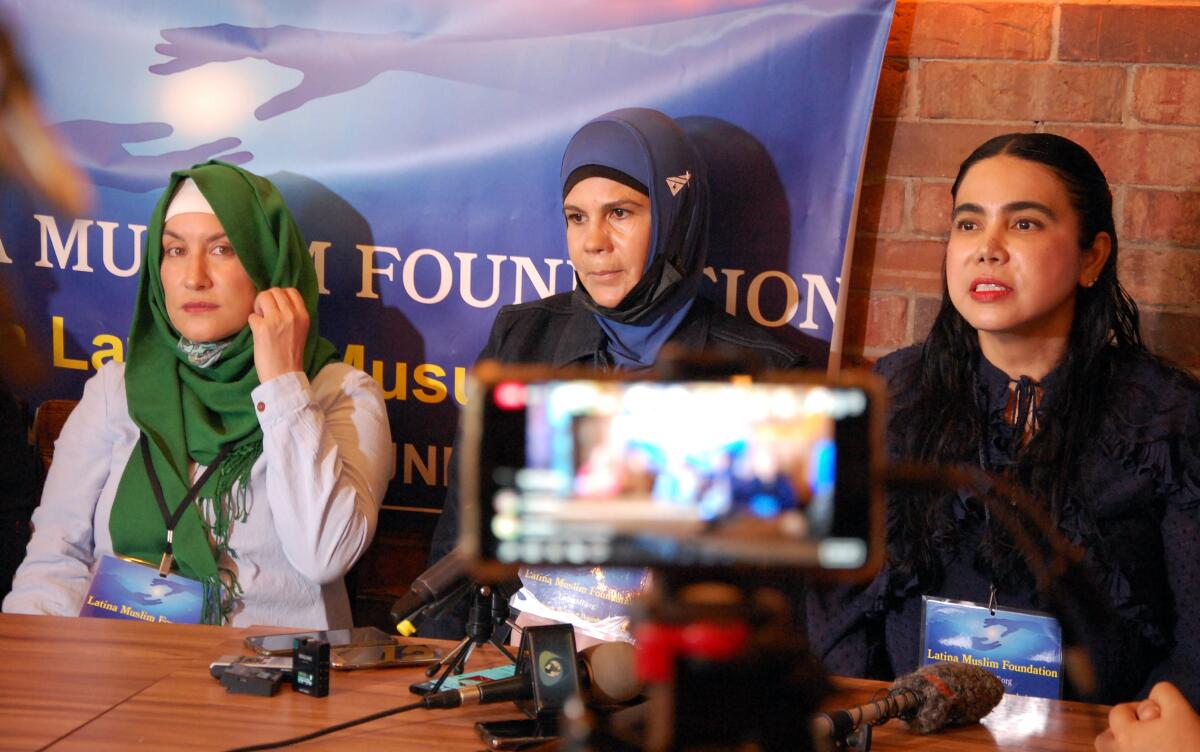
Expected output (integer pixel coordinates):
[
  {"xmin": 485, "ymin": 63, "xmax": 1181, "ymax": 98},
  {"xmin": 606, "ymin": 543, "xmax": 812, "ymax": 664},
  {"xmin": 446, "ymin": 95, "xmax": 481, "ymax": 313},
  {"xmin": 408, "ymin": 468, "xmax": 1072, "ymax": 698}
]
[{"xmin": 831, "ymin": 722, "xmax": 872, "ymax": 752}]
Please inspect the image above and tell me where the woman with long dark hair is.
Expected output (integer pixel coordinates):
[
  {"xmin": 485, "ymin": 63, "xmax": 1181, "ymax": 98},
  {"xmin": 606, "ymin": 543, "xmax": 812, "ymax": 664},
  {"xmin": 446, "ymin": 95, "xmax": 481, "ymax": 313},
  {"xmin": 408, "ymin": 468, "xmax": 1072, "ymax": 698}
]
[{"xmin": 808, "ymin": 133, "xmax": 1200, "ymax": 704}]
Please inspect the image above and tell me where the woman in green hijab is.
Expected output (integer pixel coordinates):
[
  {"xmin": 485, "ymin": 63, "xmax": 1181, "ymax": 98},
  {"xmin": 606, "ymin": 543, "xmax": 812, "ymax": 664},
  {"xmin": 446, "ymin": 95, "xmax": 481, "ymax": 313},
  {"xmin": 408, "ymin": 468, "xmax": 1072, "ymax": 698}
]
[{"xmin": 4, "ymin": 162, "xmax": 393, "ymax": 627}]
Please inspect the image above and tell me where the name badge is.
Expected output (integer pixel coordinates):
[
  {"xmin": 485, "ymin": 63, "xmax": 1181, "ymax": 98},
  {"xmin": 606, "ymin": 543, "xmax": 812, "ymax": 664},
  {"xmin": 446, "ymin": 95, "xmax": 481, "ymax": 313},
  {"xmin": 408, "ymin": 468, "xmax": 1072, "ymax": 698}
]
[
  {"xmin": 513, "ymin": 566, "xmax": 649, "ymax": 642},
  {"xmin": 79, "ymin": 554, "xmax": 204, "ymax": 625},
  {"xmin": 920, "ymin": 595, "xmax": 1063, "ymax": 699}
]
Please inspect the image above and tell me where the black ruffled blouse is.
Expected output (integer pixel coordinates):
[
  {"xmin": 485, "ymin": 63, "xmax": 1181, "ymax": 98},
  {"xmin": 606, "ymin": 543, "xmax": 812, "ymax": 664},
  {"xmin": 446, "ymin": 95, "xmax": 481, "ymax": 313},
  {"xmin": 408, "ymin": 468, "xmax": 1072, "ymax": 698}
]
[{"xmin": 807, "ymin": 345, "xmax": 1200, "ymax": 704}]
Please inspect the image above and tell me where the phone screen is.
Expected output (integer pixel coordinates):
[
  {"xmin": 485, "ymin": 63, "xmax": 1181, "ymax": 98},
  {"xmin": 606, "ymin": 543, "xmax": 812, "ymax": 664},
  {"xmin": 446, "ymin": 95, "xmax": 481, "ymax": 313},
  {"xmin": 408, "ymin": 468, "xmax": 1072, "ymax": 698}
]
[
  {"xmin": 476, "ymin": 719, "xmax": 559, "ymax": 750},
  {"xmin": 244, "ymin": 626, "xmax": 394, "ymax": 655},
  {"xmin": 331, "ymin": 643, "xmax": 442, "ymax": 670},
  {"xmin": 467, "ymin": 372, "xmax": 880, "ymax": 573},
  {"xmin": 410, "ymin": 663, "xmax": 518, "ymax": 694}
]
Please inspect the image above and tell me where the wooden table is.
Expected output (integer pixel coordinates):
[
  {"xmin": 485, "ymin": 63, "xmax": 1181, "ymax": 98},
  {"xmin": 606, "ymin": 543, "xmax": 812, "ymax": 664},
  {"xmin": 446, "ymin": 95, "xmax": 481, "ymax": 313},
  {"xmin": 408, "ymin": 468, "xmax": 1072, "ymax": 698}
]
[
  {"xmin": 825, "ymin": 676, "xmax": 1109, "ymax": 751},
  {"xmin": 0, "ymin": 613, "xmax": 1110, "ymax": 750}
]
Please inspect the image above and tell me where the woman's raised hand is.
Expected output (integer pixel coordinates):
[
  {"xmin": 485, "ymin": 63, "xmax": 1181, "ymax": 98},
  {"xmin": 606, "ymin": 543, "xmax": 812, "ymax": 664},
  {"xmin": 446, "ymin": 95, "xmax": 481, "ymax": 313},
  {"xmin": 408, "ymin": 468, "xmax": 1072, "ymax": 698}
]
[{"xmin": 248, "ymin": 287, "xmax": 309, "ymax": 383}]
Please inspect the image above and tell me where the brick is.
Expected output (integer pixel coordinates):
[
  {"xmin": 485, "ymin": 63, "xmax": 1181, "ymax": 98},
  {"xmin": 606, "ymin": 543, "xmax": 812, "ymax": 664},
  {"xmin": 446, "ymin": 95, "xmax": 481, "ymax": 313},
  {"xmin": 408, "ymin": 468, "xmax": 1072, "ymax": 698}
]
[
  {"xmin": 1118, "ymin": 247, "xmax": 1200, "ymax": 307},
  {"xmin": 1060, "ymin": 5, "xmax": 1200, "ymax": 64},
  {"xmin": 888, "ymin": 2, "xmax": 1053, "ymax": 60},
  {"xmin": 1134, "ymin": 67, "xmax": 1200, "ymax": 127},
  {"xmin": 844, "ymin": 292, "xmax": 911, "ymax": 352},
  {"xmin": 857, "ymin": 179, "xmax": 906, "ymax": 235},
  {"xmin": 1124, "ymin": 190, "xmax": 1200, "ymax": 248},
  {"xmin": 913, "ymin": 295, "xmax": 945, "ymax": 342},
  {"xmin": 1141, "ymin": 309, "xmax": 1200, "ymax": 369},
  {"xmin": 1048, "ymin": 126, "xmax": 1200, "ymax": 188},
  {"xmin": 849, "ymin": 237, "xmax": 945, "ymax": 294},
  {"xmin": 865, "ymin": 121, "xmax": 1014, "ymax": 180},
  {"xmin": 920, "ymin": 62, "xmax": 1124, "ymax": 123},
  {"xmin": 913, "ymin": 180, "xmax": 954, "ymax": 237},
  {"xmin": 874, "ymin": 57, "xmax": 914, "ymax": 120}
]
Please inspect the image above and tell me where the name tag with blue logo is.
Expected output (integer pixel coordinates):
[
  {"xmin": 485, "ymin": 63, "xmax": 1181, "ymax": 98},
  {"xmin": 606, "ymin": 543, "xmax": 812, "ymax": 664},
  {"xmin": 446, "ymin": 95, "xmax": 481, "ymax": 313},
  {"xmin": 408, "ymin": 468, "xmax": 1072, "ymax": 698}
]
[
  {"xmin": 79, "ymin": 554, "xmax": 203, "ymax": 625},
  {"xmin": 920, "ymin": 595, "xmax": 1063, "ymax": 699}
]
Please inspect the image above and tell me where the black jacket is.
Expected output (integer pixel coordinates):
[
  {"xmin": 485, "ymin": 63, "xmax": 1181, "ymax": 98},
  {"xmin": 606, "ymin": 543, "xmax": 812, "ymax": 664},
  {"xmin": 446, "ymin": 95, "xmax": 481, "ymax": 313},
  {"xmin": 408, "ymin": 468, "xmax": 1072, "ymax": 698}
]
[
  {"xmin": 471, "ymin": 291, "xmax": 807, "ymax": 371},
  {"xmin": 419, "ymin": 293, "xmax": 806, "ymax": 637},
  {"xmin": 807, "ymin": 345, "xmax": 1200, "ymax": 704}
]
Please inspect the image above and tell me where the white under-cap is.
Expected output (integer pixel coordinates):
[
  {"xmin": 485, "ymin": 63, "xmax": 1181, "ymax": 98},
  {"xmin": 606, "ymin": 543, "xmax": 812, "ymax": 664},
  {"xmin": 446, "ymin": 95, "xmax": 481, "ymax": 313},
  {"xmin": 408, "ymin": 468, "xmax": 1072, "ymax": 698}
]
[{"xmin": 164, "ymin": 178, "xmax": 215, "ymax": 222}]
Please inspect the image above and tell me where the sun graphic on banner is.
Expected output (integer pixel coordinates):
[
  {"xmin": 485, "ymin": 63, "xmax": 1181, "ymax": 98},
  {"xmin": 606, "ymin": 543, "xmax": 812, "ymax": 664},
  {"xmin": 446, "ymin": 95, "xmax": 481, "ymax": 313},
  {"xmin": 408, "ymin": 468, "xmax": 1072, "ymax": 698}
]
[{"xmin": 160, "ymin": 66, "xmax": 257, "ymax": 139}]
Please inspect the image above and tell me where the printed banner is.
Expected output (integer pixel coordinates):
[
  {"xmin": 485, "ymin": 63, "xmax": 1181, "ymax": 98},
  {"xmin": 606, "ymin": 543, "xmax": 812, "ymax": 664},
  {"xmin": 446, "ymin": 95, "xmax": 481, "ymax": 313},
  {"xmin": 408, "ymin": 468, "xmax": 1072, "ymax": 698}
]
[{"xmin": 0, "ymin": 0, "xmax": 894, "ymax": 516}]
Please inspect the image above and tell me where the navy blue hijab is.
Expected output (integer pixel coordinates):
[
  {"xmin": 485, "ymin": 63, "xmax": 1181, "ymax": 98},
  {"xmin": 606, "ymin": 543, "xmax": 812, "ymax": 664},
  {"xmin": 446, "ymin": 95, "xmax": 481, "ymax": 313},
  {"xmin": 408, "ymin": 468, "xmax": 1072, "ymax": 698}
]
[{"xmin": 560, "ymin": 108, "xmax": 709, "ymax": 369}]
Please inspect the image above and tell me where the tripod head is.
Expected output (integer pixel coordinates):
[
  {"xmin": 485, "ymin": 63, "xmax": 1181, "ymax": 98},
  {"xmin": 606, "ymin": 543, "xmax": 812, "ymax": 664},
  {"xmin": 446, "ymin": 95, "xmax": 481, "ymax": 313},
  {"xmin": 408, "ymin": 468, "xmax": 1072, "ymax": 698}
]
[{"xmin": 465, "ymin": 581, "xmax": 518, "ymax": 646}]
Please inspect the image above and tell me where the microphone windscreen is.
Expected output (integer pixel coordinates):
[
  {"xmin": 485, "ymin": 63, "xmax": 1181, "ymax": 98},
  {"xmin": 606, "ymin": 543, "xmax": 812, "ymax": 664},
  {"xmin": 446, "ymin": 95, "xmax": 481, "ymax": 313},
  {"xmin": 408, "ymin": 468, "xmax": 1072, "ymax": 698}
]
[
  {"xmin": 890, "ymin": 662, "xmax": 1004, "ymax": 734},
  {"xmin": 581, "ymin": 642, "xmax": 642, "ymax": 705}
]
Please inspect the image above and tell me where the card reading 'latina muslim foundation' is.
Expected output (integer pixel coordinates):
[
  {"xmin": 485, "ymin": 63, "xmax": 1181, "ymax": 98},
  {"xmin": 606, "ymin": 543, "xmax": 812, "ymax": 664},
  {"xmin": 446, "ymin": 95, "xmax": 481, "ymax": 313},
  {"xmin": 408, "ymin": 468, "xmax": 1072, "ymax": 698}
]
[
  {"xmin": 921, "ymin": 595, "xmax": 1063, "ymax": 699},
  {"xmin": 80, "ymin": 555, "xmax": 204, "ymax": 624}
]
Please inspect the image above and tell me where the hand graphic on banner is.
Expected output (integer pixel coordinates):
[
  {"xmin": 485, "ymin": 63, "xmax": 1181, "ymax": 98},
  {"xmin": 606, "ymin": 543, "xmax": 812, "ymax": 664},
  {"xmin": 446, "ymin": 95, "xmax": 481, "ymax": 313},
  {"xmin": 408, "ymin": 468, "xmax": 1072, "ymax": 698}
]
[
  {"xmin": 146, "ymin": 7, "xmax": 842, "ymax": 125},
  {"xmin": 146, "ymin": 22, "xmax": 668, "ymax": 122},
  {"xmin": 54, "ymin": 120, "xmax": 252, "ymax": 193},
  {"xmin": 150, "ymin": 25, "xmax": 406, "ymax": 121}
]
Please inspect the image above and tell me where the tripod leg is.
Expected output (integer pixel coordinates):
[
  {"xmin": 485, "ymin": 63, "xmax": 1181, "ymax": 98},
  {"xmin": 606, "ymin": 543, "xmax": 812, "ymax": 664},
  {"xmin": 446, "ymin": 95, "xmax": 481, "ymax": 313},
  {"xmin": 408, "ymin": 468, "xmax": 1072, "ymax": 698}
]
[
  {"xmin": 426, "ymin": 634, "xmax": 472, "ymax": 692},
  {"xmin": 426, "ymin": 634, "xmax": 471, "ymax": 676},
  {"xmin": 429, "ymin": 637, "xmax": 486, "ymax": 692},
  {"xmin": 490, "ymin": 634, "xmax": 518, "ymax": 663},
  {"xmin": 455, "ymin": 640, "xmax": 479, "ymax": 672}
]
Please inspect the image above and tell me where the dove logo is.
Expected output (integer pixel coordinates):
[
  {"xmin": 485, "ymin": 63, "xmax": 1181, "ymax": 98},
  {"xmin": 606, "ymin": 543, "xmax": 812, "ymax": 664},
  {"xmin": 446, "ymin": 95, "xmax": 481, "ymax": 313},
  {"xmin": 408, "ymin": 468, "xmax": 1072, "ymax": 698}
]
[{"xmin": 665, "ymin": 171, "xmax": 692, "ymax": 196}]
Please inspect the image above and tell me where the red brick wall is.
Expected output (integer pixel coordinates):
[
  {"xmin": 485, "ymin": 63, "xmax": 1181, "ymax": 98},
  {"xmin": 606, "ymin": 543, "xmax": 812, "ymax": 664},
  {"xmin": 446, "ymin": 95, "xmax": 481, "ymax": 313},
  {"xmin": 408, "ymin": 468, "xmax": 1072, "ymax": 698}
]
[{"xmin": 846, "ymin": 1, "xmax": 1200, "ymax": 369}]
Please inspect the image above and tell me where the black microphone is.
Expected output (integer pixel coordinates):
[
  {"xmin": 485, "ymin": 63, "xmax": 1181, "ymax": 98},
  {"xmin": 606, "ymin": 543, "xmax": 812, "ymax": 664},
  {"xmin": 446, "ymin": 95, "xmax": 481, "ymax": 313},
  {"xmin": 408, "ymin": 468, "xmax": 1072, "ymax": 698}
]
[
  {"xmin": 422, "ymin": 641, "xmax": 641, "ymax": 709},
  {"xmin": 812, "ymin": 662, "xmax": 1004, "ymax": 740},
  {"xmin": 390, "ymin": 549, "xmax": 470, "ymax": 631}
]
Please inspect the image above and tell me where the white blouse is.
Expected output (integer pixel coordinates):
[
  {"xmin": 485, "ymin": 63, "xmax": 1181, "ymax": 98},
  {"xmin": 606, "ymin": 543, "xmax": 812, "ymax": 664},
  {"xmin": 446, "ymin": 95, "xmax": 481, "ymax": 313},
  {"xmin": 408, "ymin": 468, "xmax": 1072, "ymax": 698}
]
[{"xmin": 3, "ymin": 361, "xmax": 394, "ymax": 629}]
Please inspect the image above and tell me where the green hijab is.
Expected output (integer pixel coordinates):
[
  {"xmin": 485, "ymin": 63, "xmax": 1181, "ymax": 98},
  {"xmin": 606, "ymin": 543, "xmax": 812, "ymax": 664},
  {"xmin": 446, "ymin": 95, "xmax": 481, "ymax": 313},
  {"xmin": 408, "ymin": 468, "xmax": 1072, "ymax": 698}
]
[{"xmin": 110, "ymin": 161, "xmax": 339, "ymax": 624}]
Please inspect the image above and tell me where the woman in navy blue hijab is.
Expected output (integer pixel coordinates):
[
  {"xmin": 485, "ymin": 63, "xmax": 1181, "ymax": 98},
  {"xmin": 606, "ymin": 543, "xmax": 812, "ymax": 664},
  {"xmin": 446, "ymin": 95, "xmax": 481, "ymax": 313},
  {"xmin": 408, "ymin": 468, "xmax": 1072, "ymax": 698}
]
[
  {"xmin": 424, "ymin": 107, "xmax": 803, "ymax": 639},
  {"xmin": 455, "ymin": 107, "xmax": 802, "ymax": 373},
  {"xmin": 559, "ymin": 108, "xmax": 710, "ymax": 368}
]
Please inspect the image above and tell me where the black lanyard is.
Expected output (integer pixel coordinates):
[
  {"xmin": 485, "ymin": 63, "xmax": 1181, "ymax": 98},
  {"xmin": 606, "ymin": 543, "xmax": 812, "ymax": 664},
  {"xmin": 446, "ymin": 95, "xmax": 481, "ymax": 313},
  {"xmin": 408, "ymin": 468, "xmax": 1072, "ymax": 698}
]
[{"xmin": 139, "ymin": 434, "xmax": 232, "ymax": 576}]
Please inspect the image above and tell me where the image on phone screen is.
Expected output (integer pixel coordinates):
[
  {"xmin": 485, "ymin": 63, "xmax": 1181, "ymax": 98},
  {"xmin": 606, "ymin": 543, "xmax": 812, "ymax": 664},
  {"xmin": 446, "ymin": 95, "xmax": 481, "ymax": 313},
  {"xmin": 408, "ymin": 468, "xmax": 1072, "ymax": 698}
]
[
  {"xmin": 476, "ymin": 719, "xmax": 558, "ymax": 750},
  {"xmin": 409, "ymin": 663, "xmax": 518, "ymax": 694},
  {"xmin": 331, "ymin": 643, "xmax": 442, "ymax": 670},
  {"xmin": 244, "ymin": 626, "xmax": 395, "ymax": 655}
]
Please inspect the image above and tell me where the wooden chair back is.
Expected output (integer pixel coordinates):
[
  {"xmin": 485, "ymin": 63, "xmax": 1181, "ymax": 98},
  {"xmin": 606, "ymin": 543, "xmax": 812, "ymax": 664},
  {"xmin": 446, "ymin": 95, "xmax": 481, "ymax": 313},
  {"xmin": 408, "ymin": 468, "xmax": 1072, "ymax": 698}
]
[{"xmin": 32, "ymin": 399, "xmax": 79, "ymax": 476}]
